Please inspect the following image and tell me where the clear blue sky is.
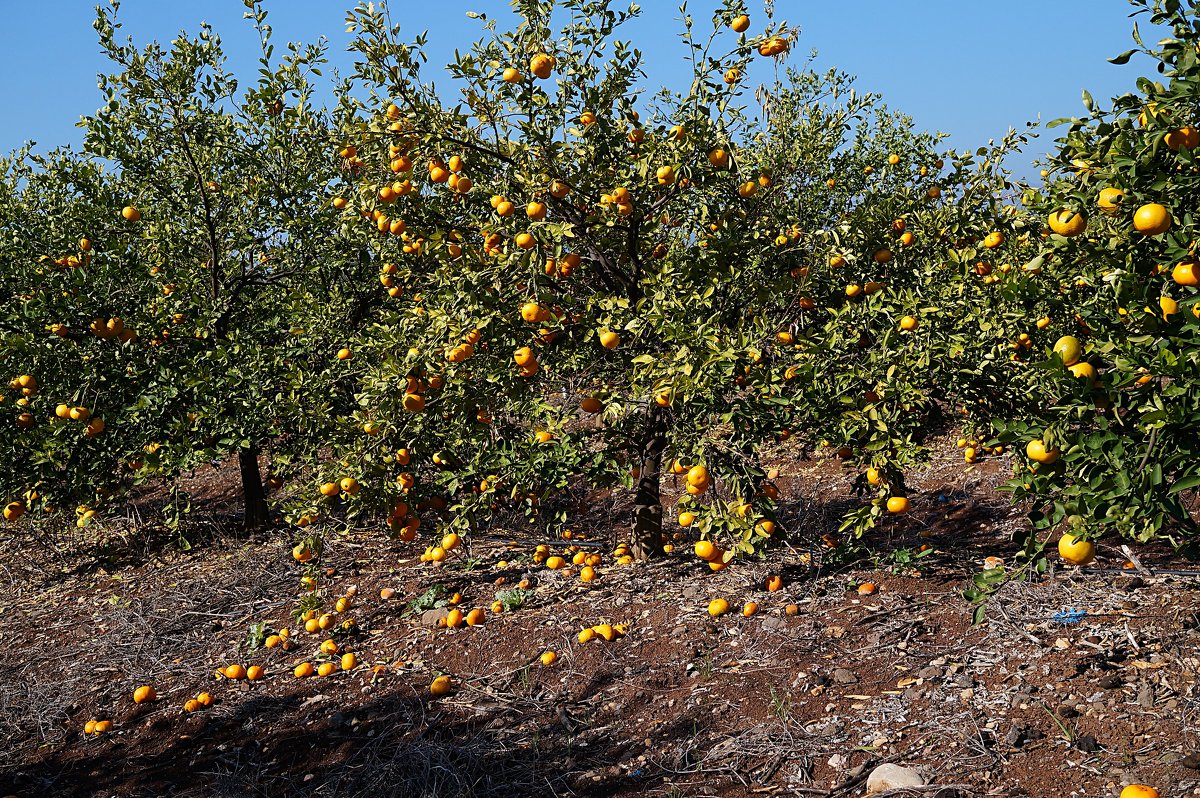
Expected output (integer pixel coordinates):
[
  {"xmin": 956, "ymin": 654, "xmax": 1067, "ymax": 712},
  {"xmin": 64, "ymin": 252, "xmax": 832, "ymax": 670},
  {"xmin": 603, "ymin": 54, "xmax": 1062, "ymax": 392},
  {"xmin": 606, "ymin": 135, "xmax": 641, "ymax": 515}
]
[{"xmin": 0, "ymin": 1, "xmax": 1162, "ymax": 174}]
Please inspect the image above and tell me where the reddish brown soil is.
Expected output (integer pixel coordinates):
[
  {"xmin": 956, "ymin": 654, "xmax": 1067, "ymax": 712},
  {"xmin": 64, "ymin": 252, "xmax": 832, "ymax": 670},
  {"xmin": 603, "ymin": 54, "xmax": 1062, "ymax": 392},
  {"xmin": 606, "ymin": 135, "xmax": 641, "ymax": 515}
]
[{"xmin": 2, "ymin": 437, "xmax": 1198, "ymax": 798}]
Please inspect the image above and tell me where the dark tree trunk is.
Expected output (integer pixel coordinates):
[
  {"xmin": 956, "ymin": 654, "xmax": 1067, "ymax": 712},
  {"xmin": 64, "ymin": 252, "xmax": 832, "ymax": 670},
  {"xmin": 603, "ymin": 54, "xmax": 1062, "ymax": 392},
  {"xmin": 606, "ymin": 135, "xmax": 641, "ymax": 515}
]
[
  {"xmin": 630, "ymin": 406, "xmax": 669, "ymax": 560},
  {"xmin": 239, "ymin": 444, "xmax": 269, "ymax": 533}
]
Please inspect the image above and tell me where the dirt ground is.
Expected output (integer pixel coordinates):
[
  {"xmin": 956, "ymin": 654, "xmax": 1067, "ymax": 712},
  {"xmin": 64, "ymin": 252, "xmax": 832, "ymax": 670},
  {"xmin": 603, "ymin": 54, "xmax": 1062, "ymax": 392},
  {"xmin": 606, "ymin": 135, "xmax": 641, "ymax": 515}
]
[{"xmin": 2, "ymin": 437, "xmax": 1199, "ymax": 798}]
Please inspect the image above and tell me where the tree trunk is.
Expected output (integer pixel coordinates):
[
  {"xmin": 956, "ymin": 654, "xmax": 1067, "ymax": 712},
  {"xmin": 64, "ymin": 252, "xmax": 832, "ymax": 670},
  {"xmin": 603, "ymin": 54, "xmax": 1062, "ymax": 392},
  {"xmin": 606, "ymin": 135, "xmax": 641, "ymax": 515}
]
[
  {"xmin": 239, "ymin": 444, "xmax": 270, "ymax": 533},
  {"xmin": 630, "ymin": 406, "xmax": 669, "ymax": 560}
]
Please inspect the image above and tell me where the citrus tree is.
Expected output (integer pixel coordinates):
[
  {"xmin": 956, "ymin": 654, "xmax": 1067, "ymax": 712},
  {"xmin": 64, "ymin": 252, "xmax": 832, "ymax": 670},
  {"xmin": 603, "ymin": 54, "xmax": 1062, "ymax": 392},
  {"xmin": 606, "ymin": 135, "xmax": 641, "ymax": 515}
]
[
  {"xmin": 0, "ymin": 1, "xmax": 370, "ymax": 533},
  {"xmin": 992, "ymin": 0, "xmax": 1200, "ymax": 554},
  {"xmin": 305, "ymin": 0, "xmax": 1024, "ymax": 561}
]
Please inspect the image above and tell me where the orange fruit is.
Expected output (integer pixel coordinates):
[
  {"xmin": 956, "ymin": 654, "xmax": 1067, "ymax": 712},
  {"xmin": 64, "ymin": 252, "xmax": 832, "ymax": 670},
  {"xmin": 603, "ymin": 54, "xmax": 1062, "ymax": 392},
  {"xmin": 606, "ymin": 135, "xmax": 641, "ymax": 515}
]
[
  {"xmin": 1053, "ymin": 335, "xmax": 1082, "ymax": 366},
  {"xmin": 465, "ymin": 608, "xmax": 486, "ymax": 626},
  {"xmin": 580, "ymin": 396, "xmax": 602, "ymax": 413},
  {"xmin": 132, "ymin": 685, "xmax": 157, "ymax": 704},
  {"xmin": 121, "ymin": 206, "xmax": 141, "ymax": 221},
  {"xmin": 1165, "ymin": 125, "xmax": 1199, "ymax": 151},
  {"xmin": 678, "ymin": 511, "xmax": 696, "ymax": 527},
  {"xmin": 540, "ymin": 651, "xmax": 558, "ymax": 666},
  {"xmin": 742, "ymin": 601, "xmax": 759, "ymax": 617},
  {"xmin": 765, "ymin": 575, "xmax": 783, "ymax": 592},
  {"xmin": 598, "ymin": 329, "xmax": 621, "ymax": 349},
  {"xmin": 1058, "ymin": 532, "xmax": 1095, "ymax": 567},
  {"xmin": 982, "ymin": 231, "xmax": 1004, "ymax": 249},
  {"xmin": 899, "ymin": 315, "xmax": 918, "ymax": 331},
  {"xmin": 731, "ymin": 14, "xmax": 750, "ymax": 32},
  {"xmin": 340, "ymin": 653, "xmax": 358, "ymax": 671},
  {"xmin": 857, "ymin": 582, "xmax": 877, "ymax": 596},
  {"xmin": 430, "ymin": 675, "xmax": 453, "ymax": 696},
  {"xmin": 93, "ymin": 720, "xmax": 112, "ymax": 733},
  {"xmin": 708, "ymin": 598, "xmax": 730, "ymax": 617},
  {"xmin": 183, "ymin": 699, "xmax": 201, "ymax": 713},
  {"xmin": 1120, "ymin": 787, "xmax": 1159, "ymax": 798},
  {"xmin": 445, "ymin": 609, "xmax": 464, "ymax": 628},
  {"xmin": 196, "ymin": 692, "xmax": 213, "ymax": 707},
  {"xmin": 1025, "ymin": 439, "xmax": 1060, "ymax": 465},
  {"xmin": 1172, "ymin": 259, "xmax": 1199, "ymax": 286},
  {"xmin": 224, "ymin": 664, "xmax": 247, "ymax": 680},
  {"xmin": 1098, "ymin": 187, "xmax": 1125, "ymax": 214},
  {"xmin": 246, "ymin": 665, "xmax": 265, "ymax": 681},
  {"xmin": 317, "ymin": 662, "xmax": 338, "ymax": 677},
  {"xmin": 1047, "ymin": 210, "xmax": 1086, "ymax": 237},
  {"xmin": 529, "ymin": 53, "xmax": 555, "ymax": 79},
  {"xmin": 885, "ymin": 496, "xmax": 910, "ymax": 514},
  {"xmin": 1133, "ymin": 203, "xmax": 1172, "ymax": 235},
  {"xmin": 580, "ymin": 565, "xmax": 596, "ymax": 582},
  {"xmin": 294, "ymin": 662, "xmax": 314, "ymax": 678}
]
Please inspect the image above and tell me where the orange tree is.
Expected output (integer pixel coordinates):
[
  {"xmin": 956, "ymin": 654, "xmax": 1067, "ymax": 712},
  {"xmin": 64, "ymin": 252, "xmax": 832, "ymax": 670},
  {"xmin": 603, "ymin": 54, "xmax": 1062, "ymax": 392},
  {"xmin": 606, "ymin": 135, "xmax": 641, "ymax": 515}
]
[
  {"xmin": 0, "ymin": 2, "xmax": 369, "ymax": 533},
  {"xmin": 992, "ymin": 0, "xmax": 1200, "ymax": 553},
  {"xmin": 307, "ymin": 0, "xmax": 1022, "ymax": 560}
]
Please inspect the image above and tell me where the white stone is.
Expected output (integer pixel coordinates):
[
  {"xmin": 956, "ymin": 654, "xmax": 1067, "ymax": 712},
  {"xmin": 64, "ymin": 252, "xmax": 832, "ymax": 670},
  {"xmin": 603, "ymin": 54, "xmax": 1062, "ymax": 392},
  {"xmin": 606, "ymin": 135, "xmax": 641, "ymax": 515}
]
[{"xmin": 865, "ymin": 763, "xmax": 927, "ymax": 795}]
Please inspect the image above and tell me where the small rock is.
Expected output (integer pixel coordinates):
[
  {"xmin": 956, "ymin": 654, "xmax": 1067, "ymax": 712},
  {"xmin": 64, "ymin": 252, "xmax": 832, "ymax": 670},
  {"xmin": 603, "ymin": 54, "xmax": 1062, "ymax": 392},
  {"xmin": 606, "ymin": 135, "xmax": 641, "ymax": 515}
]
[
  {"xmin": 832, "ymin": 668, "xmax": 858, "ymax": 685},
  {"xmin": 421, "ymin": 608, "xmax": 449, "ymax": 627},
  {"xmin": 1122, "ymin": 576, "xmax": 1145, "ymax": 591},
  {"xmin": 918, "ymin": 666, "xmax": 943, "ymax": 680},
  {"xmin": 1181, "ymin": 752, "xmax": 1200, "ymax": 770},
  {"xmin": 865, "ymin": 763, "xmax": 926, "ymax": 795},
  {"xmin": 1074, "ymin": 735, "xmax": 1101, "ymax": 753},
  {"xmin": 1005, "ymin": 725, "xmax": 1027, "ymax": 748},
  {"xmin": 1059, "ymin": 704, "xmax": 1080, "ymax": 719},
  {"xmin": 1098, "ymin": 674, "xmax": 1123, "ymax": 690},
  {"xmin": 1136, "ymin": 683, "xmax": 1155, "ymax": 708}
]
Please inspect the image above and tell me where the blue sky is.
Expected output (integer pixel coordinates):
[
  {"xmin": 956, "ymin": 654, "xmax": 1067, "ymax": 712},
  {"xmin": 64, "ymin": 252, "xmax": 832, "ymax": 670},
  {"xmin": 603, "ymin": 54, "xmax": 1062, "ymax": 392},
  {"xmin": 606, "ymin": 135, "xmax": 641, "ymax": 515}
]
[{"xmin": 0, "ymin": 1, "xmax": 1162, "ymax": 174}]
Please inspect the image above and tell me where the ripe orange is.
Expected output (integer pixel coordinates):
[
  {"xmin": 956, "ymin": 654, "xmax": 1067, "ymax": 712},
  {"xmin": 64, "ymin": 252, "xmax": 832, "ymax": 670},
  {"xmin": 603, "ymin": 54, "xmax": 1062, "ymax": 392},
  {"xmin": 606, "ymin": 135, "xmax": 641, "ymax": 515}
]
[
  {"xmin": 133, "ymin": 685, "xmax": 157, "ymax": 704},
  {"xmin": 885, "ymin": 496, "xmax": 910, "ymax": 514},
  {"xmin": 765, "ymin": 574, "xmax": 783, "ymax": 592},
  {"xmin": 1047, "ymin": 210, "xmax": 1086, "ymax": 237},
  {"xmin": 294, "ymin": 662, "xmax": 314, "ymax": 678},
  {"xmin": 465, "ymin": 608, "xmax": 486, "ymax": 626},
  {"xmin": 982, "ymin": 231, "xmax": 1004, "ymax": 249},
  {"xmin": 1173, "ymin": 259, "xmax": 1199, "ymax": 286},
  {"xmin": 224, "ymin": 664, "xmax": 247, "ymax": 680},
  {"xmin": 430, "ymin": 675, "xmax": 453, "ymax": 696},
  {"xmin": 1098, "ymin": 187, "xmax": 1125, "ymax": 214},
  {"xmin": 708, "ymin": 148, "xmax": 730, "ymax": 169},
  {"xmin": 1025, "ymin": 439, "xmax": 1060, "ymax": 465},
  {"xmin": 678, "ymin": 511, "xmax": 696, "ymax": 527},
  {"xmin": 317, "ymin": 662, "xmax": 338, "ymax": 677},
  {"xmin": 857, "ymin": 582, "xmax": 877, "ymax": 596},
  {"xmin": 246, "ymin": 665, "xmax": 265, "ymax": 681},
  {"xmin": 183, "ymin": 699, "xmax": 201, "ymax": 713},
  {"xmin": 731, "ymin": 14, "xmax": 750, "ymax": 32},
  {"xmin": 196, "ymin": 692, "xmax": 213, "ymax": 707},
  {"xmin": 708, "ymin": 598, "xmax": 730, "ymax": 617},
  {"xmin": 1165, "ymin": 125, "xmax": 1199, "ymax": 151},
  {"xmin": 580, "ymin": 565, "xmax": 596, "ymax": 582},
  {"xmin": 1133, "ymin": 203, "xmax": 1171, "ymax": 235},
  {"xmin": 1120, "ymin": 786, "xmax": 1159, "ymax": 798},
  {"xmin": 121, "ymin": 206, "xmax": 141, "ymax": 222},
  {"xmin": 502, "ymin": 67, "xmax": 521, "ymax": 83},
  {"xmin": 1058, "ymin": 532, "xmax": 1095, "ymax": 566},
  {"xmin": 540, "ymin": 651, "xmax": 558, "ymax": 666},
  {"xmin": 899, "ymin": 315, "xmax": 918, "ymax": 331},
  {"xmin": 598, "ymin": 329, "xmax": 621, "ymax": 349},
  {"xmin": 530, "ymin": 53, "xmax": 555, "ymax": 79},
  {"xmin": 580, "ymin": 396, "xmax": 602, "ymax": 413},
  {"xmin": 340, "ymin": 653, "xmax": 358, "ymax": 671}
]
